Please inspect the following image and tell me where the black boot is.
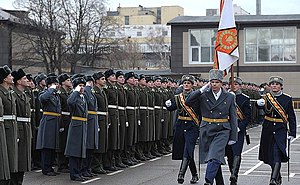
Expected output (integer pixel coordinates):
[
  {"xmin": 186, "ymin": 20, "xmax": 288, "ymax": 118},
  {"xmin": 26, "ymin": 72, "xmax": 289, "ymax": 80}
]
[
  {"xmin": 230, "ymin": 156, "xmax": 241, "ymax": 185},
  {"xmin": 177, "ymin": 158, "xmax": 189, "ymax": 184},
  {"xmin": 189, "ymin": 158, "xmax": 199, "ymax": 184},
  {"xmin": 270, "ymin": 162, "xmax": 281, "ymax": 185}
]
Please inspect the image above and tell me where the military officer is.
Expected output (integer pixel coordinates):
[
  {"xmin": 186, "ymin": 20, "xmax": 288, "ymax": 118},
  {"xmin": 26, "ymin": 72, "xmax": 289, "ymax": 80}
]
[
  {"xmin": 185, "ymin": 69, "xmax": 238, "ymax": 185},
  {"xmin": 65, "ymin": 77, "xmax": 88, "ymax": 181},
  {"xmin": 0, "ymin": 65, "xmax": 18, "ymax": 184},
  {"xmin": 91, "ymin": 72, "xmax": 109, "ymax": 174},
  {"xmin": 165, "ymin": 75, "xmax": 200, "ymax": 184},
  {"xmin": 32, "ymin": 73, "xmax": 47, "ymax": 169},
  {"xmin": 103, "ymin": 69, "xmax": 120, "ymax": 171},
  {"xmin": 0, "ymin": 87, "xmax": 10, "ymax": 185},
  {"xmin": 57, "ymin": 73, "xmax": 72, "ymax": 173},
  {"xmin": 124, "ymin": 72, "xmax": 140, "ymax": 164},
  {"xmin": 36, "ymin": 74, "xmax": 61, "ymax": 176},
  {"xmin": 11, "ymin": 69, "xmax": 32, "ymax": 185},
  {"xmin": 81, "ymin": 75, "xmax": 99, "ymax": 177},
  {"xmin": 115, "ymin": 71, "xmax": 130, "ymax": 167},
  {"xmin": 226, "ymin": 77, "xmax": 251, "ymax": 185},
  {"xmin": 257, "ymin": 76, "xmax": 296, "ymax": 185}
]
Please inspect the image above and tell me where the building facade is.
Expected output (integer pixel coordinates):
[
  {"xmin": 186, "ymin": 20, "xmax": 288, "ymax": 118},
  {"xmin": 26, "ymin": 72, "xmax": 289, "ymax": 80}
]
[{"xmin": 168, "ymin": 14, "xmax": 300, "ymax": 99}]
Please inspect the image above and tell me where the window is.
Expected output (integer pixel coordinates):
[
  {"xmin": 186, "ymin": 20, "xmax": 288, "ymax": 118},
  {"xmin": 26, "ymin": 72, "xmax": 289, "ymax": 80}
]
[
  {"xmin": 125, "ymin": 16, "xmax": 129, "ymax": 25},
  {"xmin": 189, "ymin": 29, "xmax": 217, "ymax": 64},
  {"xmin": 245, "ymin": 27, "xmax": 296, "ymax": 63},
  {"xmin": 162, "ymin": 30, "xmax": 168, "ymax": 36},
  {"xmin": 137, "ymin": 31, "xmax": 142, "ymax": 36}
]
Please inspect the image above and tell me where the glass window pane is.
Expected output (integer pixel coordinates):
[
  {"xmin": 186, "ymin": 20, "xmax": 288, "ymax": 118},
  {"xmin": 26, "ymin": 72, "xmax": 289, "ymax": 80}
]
[
  {"xmin": 211, "ymin": 47, "xmax": 215, "ymax": 62},
  {"xmin": 245, "ymin": 29, "xmax": 257, "ymax": 44},
  {"xmin": 258, "ymin": 29, "xmax": 270, "ymax": 45},
  {"xmin": 284, "ymin": 27, "xmax": 296, "ymax": 45},
  {"xmin": 190, "ymin": 30, "xmax": 201, "ymax": 46},
  {"xmin": 201, "ymin": 30, "xmax": 210, "ymax": 45},
  {"xmin": 258, "ymin": 45, "xmax": 270, "ymax": 61},
  {"xmin": 245, "ymin": 45, "xmax": 257, "ymax": 62},
  {"xmin": 271, "ymin": 28, "xmax": 283, "ymax": 45},
  {"xmin": 211, "ymin": 29, "xmax": 218, "ymax": 45},
  {"xmin": 271, "ymin": 45, "xmax": 283, "ymax": 61},
  {"xmin": 192, "ymin": 48, "xmax": 199, "ymax": 61},
  {"xmin": 284, "ymin": 45, "xmax": 296, "ymax": 61},
  {"xmin": 201, "ymin": 47, "xmax": 210, "ymax": 62}
]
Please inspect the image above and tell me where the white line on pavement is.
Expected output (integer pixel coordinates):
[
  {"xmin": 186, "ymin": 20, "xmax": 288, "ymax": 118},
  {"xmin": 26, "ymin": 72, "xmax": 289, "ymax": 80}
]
[
  {"xmin": 164, "ymin": 153, "xmax": 172, "ymax": 157},
  {"xmin": 241, "ymin": 144, "xmax": 260, "ymax": 155},
  {"xmin": 243, "ymin": 161, "xmax": 264, "ymax": 175},
  {"xmin": 129, "ymin": 163, "xmax": 145, "ymax": 168},
  {"xmin": 81, "ymin": 177, "xmax": 101, "ymax": 184},
  {"xmin": 290, "ymin": 173, "xmax": 296, "ymax": 177},
  {"xmin": 107, "ymin": 170, "xmax": 124, "ymax": 176},
  {"xmin": 149, "ymin": 157, "xmax": 161, "ymax": 162}
]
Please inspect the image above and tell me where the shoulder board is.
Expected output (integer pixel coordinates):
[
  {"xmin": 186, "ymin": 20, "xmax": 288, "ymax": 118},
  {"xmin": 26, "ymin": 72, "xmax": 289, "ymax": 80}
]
[
  {"xmin": 242, "ymin": 93, "xmax": 249, "ymax": 98},
  {"xmin": 91, "ymin": 89, "xmax": 96, "ymax": 94},
  {"xmin": 283, "ymin": 93, "xmax": 291, "ymax": 97}
]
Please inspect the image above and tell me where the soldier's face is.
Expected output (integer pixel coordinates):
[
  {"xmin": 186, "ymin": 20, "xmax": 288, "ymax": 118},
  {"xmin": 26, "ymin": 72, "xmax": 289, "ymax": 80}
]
[
  {"xmin": 233, "ymin": 82, "xmax": 241, "ymax": 92},
  {"xmin": 269, "ymin": 82, "xmax": 282, "ymax": 93},
  {"xmin": 4, "ymin": 74, "xmax": 14, "ymax": 85},
  {"xmin": 154, "ymin": 80, "xmax": 161, "ymax": 87},
  {"xmin": 28, "ymin": 80, "xmax": 35, "ymax": 88},
  {"xmin": 210, "ymin": 80, "xmax": 222, "ymax": 92},
  {"xmin": 161, "ymin": 82, "xmax": 167, "ymax": 88},
  {"xmin": 79, "ymin": 84, "xmax": 85, "ymax": 93},
  {"xmin": 40, "ymin": 79, "xmax": 46, "ymax": 86},
  {"xmin": 183, "ymin": 81, "xmax": 193, "ymax": 91},
  {"xmin": 108, "ymin": 74, "xmax": 116, "ymax": 82},
  {"xmin": 127, "ymin": 77, "xmax": 135, "ymax": 85},
  {"xmin": 97, "ymin": 77, "xmax": 106, "ymax": 86},
  {"xmin": 147, "ymin": 81, "xmax": 154, "ymax": 87},
  {"xmin": 139, "ymin": 78, "xmax": 147, "ymax": 86},
  {"xmin": 17, "ymin": 76, "xmax": 29, "ymax": 87},
  {"xmin": 63, "ymin": 79, "xmax": 72, "ymax": 88},
  {"xmin": 117, "ymin": 75, "xmax": 125, "ymax": 84}
]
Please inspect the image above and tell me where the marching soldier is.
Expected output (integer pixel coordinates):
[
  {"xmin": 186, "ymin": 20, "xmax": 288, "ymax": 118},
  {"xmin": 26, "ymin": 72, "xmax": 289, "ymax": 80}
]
[
  {"xmin": 11, "ymin": 69, "xmax": 32, "ymax": 185},
  {"xmin": 103, "ymin": 69, "xmax": 120, "ymax": 171},
  {"xmin": 81, "ymin": 75, "xmax": 99, "ymax": 177},
  {"xmin": 124, "ymin": 72, "xmax": 140, "ymax": 164},
  {"xmin": 185, "ymin": 69, "xmax": 238, "ymax": 185},
  {"xmin": 57, "ymin": 73, "xmax": 72, "ymax": 173},
  {"xmin": 226, "ymin": 77, "xmax": 251, "ymax": 185},
  {"xmin": 161, "ymin": 78, "xmax": 171, "ymax": 154},
  {"xmin": 65, "ymin": 77, "xmax": 88, "ymax": 181},
  {"xmin": 0, "ymin": 65, "xmax": 18, "ymax": 184},
  {"xmin": 257, "ymin": 76, "xmax": 296, "ymax": 185},
  {"xmin": 115, "ymin": 71, "xmax": 130, "ymax": 167},
  {"xmin": 165, "ymin": 75, "xmax": 200, "ymax": 184},
  {"xmin": 36, "ymin": 74, "xmax": 61, "ymax": 176},
  {"xmin": 0, "ymin": 73, "xmax": 10, "ymax": 185},
  {"xmin": 32, "ymin": 73, "xmax": 47, "ymax": 169},
  {"xmin": 91, "ymin": 72, "xmax": 109, "ymax": 174}
]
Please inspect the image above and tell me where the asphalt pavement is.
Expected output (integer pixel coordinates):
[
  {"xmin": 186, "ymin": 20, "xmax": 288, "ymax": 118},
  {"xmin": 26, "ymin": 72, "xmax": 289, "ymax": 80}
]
[{"xmin": 23, "ymin": 112, "xmax": 300, "ymax": 185}]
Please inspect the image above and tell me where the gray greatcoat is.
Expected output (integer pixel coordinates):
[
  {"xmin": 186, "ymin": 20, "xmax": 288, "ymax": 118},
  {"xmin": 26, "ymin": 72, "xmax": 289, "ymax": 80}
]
[
  {"xmin": 185, "ymin": 88, "xmax": 238, "ymax": 165},
  {"xmin": 0, "ymin": 85, "xmax": 18, "ymax": 173},
  {"xmin": 36, "ymin": 88, "xmax": 61, "ymax": 150},
  {"xmin": 13, "ymin": 87, "xmax": 32, "ymax": 172},
  {"xmin": 65, "ymin": 91, "xmax": 88, "ymax": 158},
  {"xmin": 0, "ymin": 97, "xmax": 10, "ymax": 180},
  {"xmin": 85, "ymin": 86, "xmax": 99, "ymax": 150}
]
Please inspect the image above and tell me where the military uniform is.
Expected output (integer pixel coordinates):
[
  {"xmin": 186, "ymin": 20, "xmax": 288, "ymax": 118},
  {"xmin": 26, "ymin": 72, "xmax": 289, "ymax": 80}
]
[
  {"xmin": 36, "ymin": 76, "xmax": 61, "ymax": 175},
  {"xmin": 161, "ymin": 85, "xmax": 171, "ymax": 152},
  {"xmin": 91, "ymin": 83, "xmax": 109, "ymax": 174},
  {"xmin": 185, "ymin": 69, "xmax": 238, "ymax": 185},
  {"xmin": 258, "ymin": 76, "xmax": 296, "ymax": 185},
  {"xmin": 0, "ymin": 96, "xmax": 10, "ymax": 184},
  {"xmin": 65, "ymin": 78, "xmax": 88, "ymax": 181}
]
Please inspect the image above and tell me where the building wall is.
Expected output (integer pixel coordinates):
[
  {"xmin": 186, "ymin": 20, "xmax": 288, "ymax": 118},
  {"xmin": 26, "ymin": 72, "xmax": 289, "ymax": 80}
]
[
  {"xmin": 128, "ymin": 15, "xmax": 156, "ymax": 25},
  {"xmin": 0, "ymin": 25, "xmax": 10, "ymax": 66},
  {"xmin": 170, "ymin": 25, "xmax": 300, "ymax": 98},
  {"xmin": 161, "ymin": 6, "xmax": 184, "ymax": 25}
]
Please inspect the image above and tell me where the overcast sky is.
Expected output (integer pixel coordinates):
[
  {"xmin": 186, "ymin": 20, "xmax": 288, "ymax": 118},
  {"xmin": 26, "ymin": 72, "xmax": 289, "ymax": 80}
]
[{"xmin": 1, "ymin": 0, "xmax": 299, "ymax": 16}]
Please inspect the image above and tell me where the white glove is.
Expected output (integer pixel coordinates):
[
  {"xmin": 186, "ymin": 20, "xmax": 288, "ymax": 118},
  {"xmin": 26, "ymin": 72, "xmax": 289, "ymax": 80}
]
[
  {"xmin": 125, "ymin": 122, "xmax": 129, "ymax": 127},
  {"xmin": 237, "ymin": 127, "xmax": 240, "ymax": 133},
  {"xmin": 59, "ymin": 128, "xmax": 64, "ymax": 132},
  {"xmin": 287, "ymin": 136, "xmax": 294, "ymax": 141},
  {"xmin": 74, "ymin": 85, "xmax": 81, "ymax": 92},
  {"xmin": 138, "ymin": 120, "xmax": 141, "ymax": 126},
  {"xmin": 200, "ymin": 82, "xmax": 210, "ymax": 93},
  {"xmin": 165, "ymin": 100, "xmax": 172, "ymax": 107},
  {"xmin": 50, "ymin": 84, "xmax": 57, "ymax": 89},
  {"xmin": 257, "ymin": 98, "xmax": 265, "ymax": 106},
  {"xmin": 228, "ymin": 140, "xmax": 236, "ymax": 145},
  {"xmin": 86, "ymin": 81, "xmax": 92, "ymax": 86},
  {"xmin": 161, "ymin": 119, "xmax": 164, "ymax": 122}
]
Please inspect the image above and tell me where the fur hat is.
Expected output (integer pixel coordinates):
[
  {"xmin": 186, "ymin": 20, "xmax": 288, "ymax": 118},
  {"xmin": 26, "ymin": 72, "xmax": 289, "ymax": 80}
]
[
  {"xmin": 92, "ymin": 72, "xmax": 104, "ymax": 81},
  {"xmin": 209, "ymin": 69, "xmax": 224, "ymax": 82},
  {"xmin": 104, "ymin": 69, "xmax": 115, "ymax": 79},
  {"xmin": 181, "ymin": 75, "xmax": 195, "ymax": 84},
  {"xmin": 269, "ymin": 76, "xmax": 283, "ymax": 85},
  {"xmin": 26, "ymin": 74, "xmax": 33, "ymax": 81},
  {"xmin": 161, "ymin": 77, "xmax": 168, "ymax": 83},
  {"xmin": 72, "ymin": 77, "xmax": 86, "ymax": 88},
  {"xmin": 34, "ymin": 73, "xmax": 47, "ymax": 85},
  {"xmin": 145, "ymin": 76, "xmax": 154, "ymax": 83},
  {"xmin": 85, "ymin": 75, "xmax": 94, "ymax": 82},
  {"xmin": 115, "ymin": 71, "xmax": 124, "ymax": 78},
  {"xmin": 45, "ymin": 75, "xmax": 58, "ymax": 86},
  {"xmin": 58, "ymin": 73, "xmax": 70, "ymax": 85},
  {"xmin": 11, "ymin": 69, "xmax": 26, "ymax": 83},
  {"xmin": 139, "ymin": 74, "xmax": 145, "ymax": 81},
  {"xmin": 0, "ymin": 65, "xmax": 12, "ymax": 83},
  {"xmin": 125, "ymin": 72, "xmax": 135, "ymax": 81}
]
